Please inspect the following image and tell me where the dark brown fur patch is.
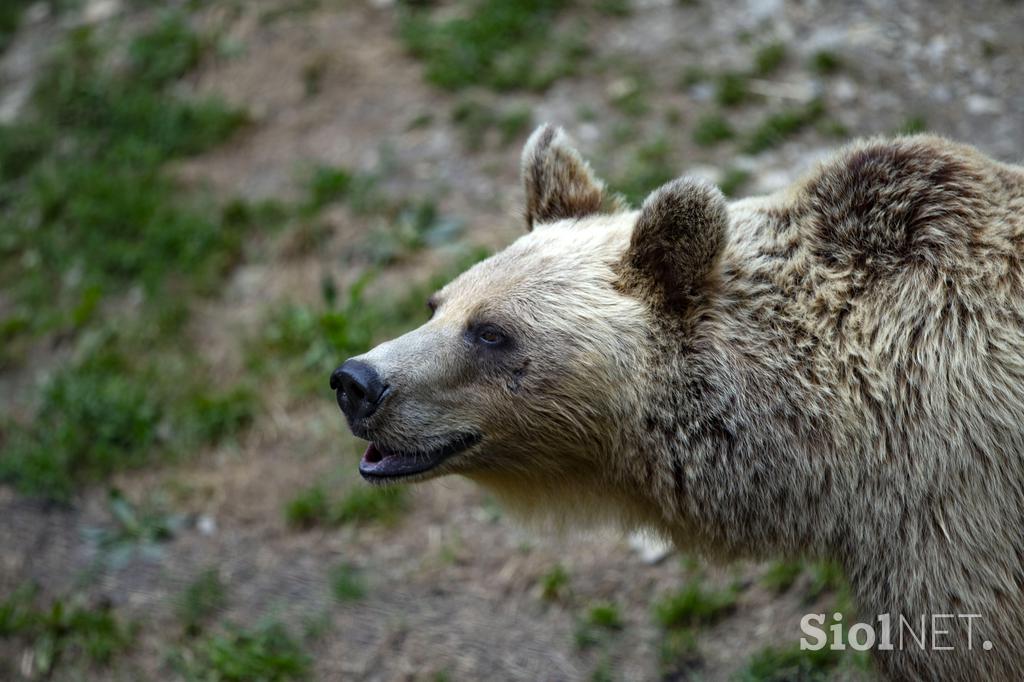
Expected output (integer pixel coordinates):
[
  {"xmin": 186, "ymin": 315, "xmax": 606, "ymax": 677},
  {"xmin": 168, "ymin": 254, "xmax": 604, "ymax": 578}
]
[{"xmin": 804, "ymin": 137, "xmax": 989, "ymax": 273}]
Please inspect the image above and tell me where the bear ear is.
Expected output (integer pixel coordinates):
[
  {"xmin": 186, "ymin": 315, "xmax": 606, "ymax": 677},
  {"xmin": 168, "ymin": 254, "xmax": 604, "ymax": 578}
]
[
  {"xmin": 521, "ymin": 124, "xmax": 610, "ymax": 231},
  {"xmin": 618, "ymin": 177, "xmax": 728, "ymax": 312}
]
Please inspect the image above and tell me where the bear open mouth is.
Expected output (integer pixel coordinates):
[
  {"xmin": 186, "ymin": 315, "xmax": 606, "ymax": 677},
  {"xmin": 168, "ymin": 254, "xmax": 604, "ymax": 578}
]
[{"xmin": 358, "ymin": 433, "xmax": 482, "ymax": 482}]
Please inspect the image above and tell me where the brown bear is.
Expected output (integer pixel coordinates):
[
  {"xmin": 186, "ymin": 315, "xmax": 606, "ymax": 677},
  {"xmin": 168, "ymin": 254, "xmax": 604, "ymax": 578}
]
[{"xmin": 330, "ymin": 124, "xmax": 1024, "ymax": 680}]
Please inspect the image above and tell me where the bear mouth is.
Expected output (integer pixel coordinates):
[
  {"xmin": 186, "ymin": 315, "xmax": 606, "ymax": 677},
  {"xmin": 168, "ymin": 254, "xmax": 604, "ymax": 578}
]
[{"xmin": 358, "ymin": 432, "xmax": 482, "ymax": 482}]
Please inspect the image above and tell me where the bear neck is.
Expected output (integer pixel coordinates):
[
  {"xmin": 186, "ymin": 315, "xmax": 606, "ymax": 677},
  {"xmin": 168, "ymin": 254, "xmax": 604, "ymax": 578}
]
[{"xmin": 622, "ymin": 224, "xmax": 860, "ymax": 564}]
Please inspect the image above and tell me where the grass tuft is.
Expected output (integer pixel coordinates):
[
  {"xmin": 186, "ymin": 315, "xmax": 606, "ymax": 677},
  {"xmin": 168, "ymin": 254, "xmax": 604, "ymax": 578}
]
[
  {"xmin": 175, "ymin": 621, "xmax": 310, "ymax": 682},
  {"xmin": 129, "ymin": 12, "xmax": 204, "ymax": 87},
  {"xmin": 451, "ymin": 100, "xmax": 532, "ymax": 150},
  {"xmin": 0, "ymin": 335, "xmax": 259, "ymax": 500},
  {"xmin": 895, "ymin": 115, "xmax": 928, "ymax": 135},
  {"xmin": 613, "ymin": 137, "xmax": 675, "ymax": 205},
  {"xmin": 0, "ymin": 587, "xmax": 134, "ymax": 676},
  {"xmin": 754, "ymin": 42, "xmax": 787, "ymax": 76},
  {"xmin": 330, "ymin": 563, "xmax": 366, "ymax": 602},
  {"xmin": 654, "ymin": 580, "xmax": 738, "ymax": 628},
  {"xmin": 744, "ymin": 99, "xmax": 825, "ymax": 153},
  {"xmin": 0, "ymin": 0, "xmax": 34, "ymax": 53},
  {"xmin": 761, "ymin": 560, "xmax": 803, "ymax": 594},
  {"xmin": 334, "ymin": 486, "xmax": 408, "ymax": 525},
  {"xmin": 718, "ymin": 167, "xmax": 751, "ymax": 197},
  {"xmin": 693, "ymin": 114, "xmax": 735, "ymax": 147},
  {"xmin": 251, "ymin": 248, "xmax": 490, "ymax": 395},
  {"xmin": 540, "ymin": 564, "xmax": 570, "ymax": 602},
  {"xmin": 0, "ymin": 17, "xmax": 254, "ymax": 350},
  {"xmin": 285, "ymin": 484, "xmax": 408, "ymax": 528},
  {"xmin": 660, "ymin": 627, "xmax": 701, "ymax": 677},
  {"xmin": 586, "ymin": 601, "xmax": 623, "ymax": 630},
  {"xmin": 178, "ymin": 569, "xmax": 229, "ymax": 637},
  {"xmin": 809, "ymin": 50, "xmax": 843, "ymax": 75},
  {"xmin": 715, "ymin": 72, "xmax": 751, "ymax": 107},
  {"xmin": 398, "ymin": 0, "xmax": 579, "ymax": 92},
  {"xmin": 285, "ymin": 485, "xmax": 332, "ymax": 530},
  {"xmin": 737, "ymin": 643, "xmax": 844, "ymax": 681}
]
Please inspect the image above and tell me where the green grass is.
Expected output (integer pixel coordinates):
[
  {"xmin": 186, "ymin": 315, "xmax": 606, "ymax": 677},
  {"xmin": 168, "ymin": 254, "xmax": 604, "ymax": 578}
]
[
  {"xmin": 653, "ymin": 580, "xmax": 738, "ymax": 628},
  {"xmin": 693, "ymin": 113, "xmax": 735, "ymax": 147},
  {"xmin": 250, "ymin": 247, "xmax": 490, "ymax": 394},
  {"xmin": 0, "ymin": 0, "xmax": 35, "ymax": 53},
  {"xmin": 128, "ymin": 12, "xmax": 205, "ymax": 87},
  {"xmin": 678, "ymin": 65, "xmax": 707, "ymax": 89},
  {"xmin": 718, "ymin": 167, "xmax": 751, "ymax": 197},
  {"xmin": 895, "ymin": 115, "xmax": 928, "ymax": 135},
  {"xmin": 805, "ymin": 560, "xmax": 847, "ymax": 602},
  {"xmin": 301, "ymin": 55, "xmax": 328, "ymax": 98},
  {"xmin": 761, "ymin": 560, "xmax": 803, "ymax": 594},
  {"xmin": 0, "ymin": 355, "xmax": 160, "ymax": 498},
  {"xmin": 809, "ymin": 50, "xmax": 843, "ymax": 75},
  {"xmin": 179, "ymin": 569, "xmax": 229, "ymax": 637},
  {"xmin": 754, "ymin": 42, "xmax": 787, "ymax": 76},
  {"xmin": 817, "ymin": 118, "xmax": 851, "ymax": 139},
  {"xmin": 175, "ymin": 621, "xmax": 311, "ymax": 682},
  {"xmin": 182, "ymin": 386, "xmax": 257, "ymax": 445},
  {"xmin": 540, "ymin": 564, "xmax": 570, "ymax": 602},
  {"xmin": 736, "ymin": 643, "xmax": 844, "ymax": 681},
  {"xmin": 285, "ymin": 485, "xmax": 332, "ymax": 529},
  {"xmin": 0, "ymin": 17, "xmax": 253, "ymax": 346},
  {"xmin": 597, "ymin": 0, "xmax": 632, "ymax": 16},
  {"xmin": 0, "ymin": 335, "xmax": 258, "ymax": 500},
  {"xmin": 612, "ymin": 137, "xmax": 676, "ymax": 205},
  {"xmin": 334, "ymin": 486, "xmax": 407, "ymax": 524},
  {"xmin": 300, "ymin": 163, "xmax": 380, "ymax": 217},
  {"xmin": 660, "ymin": 627, "xmax": 700, "ymax": 677},
  {"xmin": 285, "ymin": 484, "xmax": 408, "ymax": 528},
  {"xmin": 610, "ymin": 77, "xmax": 651, "ymax": 117},
  {"xmin": 586, "ymin": 601, "xmax": 623, "ymax": 630},
  {"xmin": 451, "ymin": 100, "xmax": 533, "ymax": 150},
  {"xmin": 330, "ymin": 563, "xmax": 366, "ymax": 602},
  {"xmin": 87, "ymin": 489, "xmax": 182, "ymax": 567},
  {"xmin": 305, "ymin": 166, "xmax": 355, "ymax": 212},
  {"xmin": 743, "ymin": 98, "xmax": 826, "ymax": 153},
  {"xmin": 398, "ymin": 0, "xmax": 581, "ymax": 92},
  {"xmin": 715, "ymin": 72, "xmax": 751, "ymax": 107},
  {"xmin": 0, "ymin": 586, "xmax": 134, "ymax": 676},
  {"xmin": 574, "ymin": 600, "xmax": 623, "ymax": 649}
]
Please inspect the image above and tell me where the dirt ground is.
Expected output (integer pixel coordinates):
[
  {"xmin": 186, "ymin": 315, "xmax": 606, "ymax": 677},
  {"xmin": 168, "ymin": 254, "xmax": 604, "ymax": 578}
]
[{"xmin": 1, "ymin": 0, "xmax": 1022, "ymax": 680}]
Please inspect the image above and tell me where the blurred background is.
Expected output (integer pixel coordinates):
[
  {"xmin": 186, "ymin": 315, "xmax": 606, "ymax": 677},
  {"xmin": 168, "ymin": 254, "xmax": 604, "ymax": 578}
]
[{"xmin": 0, "ymin": 0, "xmax": 1020, "ymax": 679}]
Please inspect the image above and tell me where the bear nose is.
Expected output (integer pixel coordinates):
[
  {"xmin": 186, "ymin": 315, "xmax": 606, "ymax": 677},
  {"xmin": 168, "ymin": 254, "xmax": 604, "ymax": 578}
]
[{"xmin": 331, "ymin": 359, "xmax": 386, "ymax": 421}]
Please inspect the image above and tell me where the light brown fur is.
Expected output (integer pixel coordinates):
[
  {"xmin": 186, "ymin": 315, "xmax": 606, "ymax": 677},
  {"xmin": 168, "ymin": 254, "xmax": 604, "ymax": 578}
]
[{"xmin": 344, "ymin": 125, "xmax": 1024, "ymax": 680}]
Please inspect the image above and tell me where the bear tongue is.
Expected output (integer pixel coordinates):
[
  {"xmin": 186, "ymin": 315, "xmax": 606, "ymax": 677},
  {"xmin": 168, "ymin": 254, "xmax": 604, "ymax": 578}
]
[{"xmin": 362, "ymin": 443, "xmax": 386, "ymax": 465}]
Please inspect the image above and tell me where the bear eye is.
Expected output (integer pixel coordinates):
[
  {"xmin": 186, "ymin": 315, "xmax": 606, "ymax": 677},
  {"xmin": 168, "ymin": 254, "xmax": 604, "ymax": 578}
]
[
  {"xmin": 479, "ymin": 329, "xmax": 503, "ymax": 345},
  {"xmin": 426, "ymin": 296, "xmax": 438, "ymax": 318},
  {"xmin": 468, "ymin": 323, "xmax": 509, "ymax": 348}
]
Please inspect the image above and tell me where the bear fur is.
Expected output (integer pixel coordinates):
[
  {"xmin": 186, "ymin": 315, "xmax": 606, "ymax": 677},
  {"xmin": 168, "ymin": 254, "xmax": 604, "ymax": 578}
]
[{"xmin": 340, "ymin": 125, "xmax": 1024, "ymax": 680}]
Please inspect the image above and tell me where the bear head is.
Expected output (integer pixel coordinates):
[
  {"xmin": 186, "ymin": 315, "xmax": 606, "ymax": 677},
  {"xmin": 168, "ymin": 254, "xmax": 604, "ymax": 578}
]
[{"xmin": 331, "ymin": 124, "xmax": 728, "ymax": 523}]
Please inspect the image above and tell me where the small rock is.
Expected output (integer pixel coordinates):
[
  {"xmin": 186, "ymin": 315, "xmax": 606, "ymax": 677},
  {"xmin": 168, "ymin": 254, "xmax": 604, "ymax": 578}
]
[
  {"xmin": 745, "ymin": 0, "xmax": 782, "ymax": 24},
  {"xmin": 606, "ymin": 77, "xmax": 637, "ymax": 101},
  {"xmin": 84, "ymin": 0, "xmax": 121, "ymax": 23},
  {"xmin": 197, "ymin": 515, "xmax": 217, "ymax": 536},
  {"xmin": 690, "ymin": 83, "xmax": 714, "ymax": 103},
  {"xmin": 966, "ymin": 95, "xmax": 1001, "ymax": 115},
  {"xmin": 578, "ymin": 123, "xmax": 600, "ymax": 143},
  {"xmin": 834, "ymin": 78, "xmax": 858, "ymax": 103}
]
